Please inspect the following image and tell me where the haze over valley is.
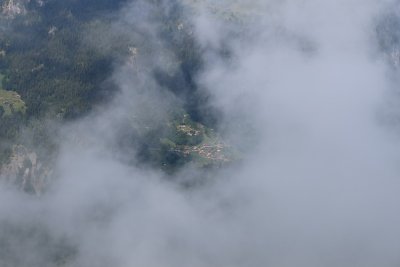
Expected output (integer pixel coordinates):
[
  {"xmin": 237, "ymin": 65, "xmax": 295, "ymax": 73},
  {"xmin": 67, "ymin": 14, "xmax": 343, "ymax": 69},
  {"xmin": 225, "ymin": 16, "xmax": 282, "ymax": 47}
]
[{"xmin": 1, "ymin": 0, "xmax": 400, "ymax": 266}]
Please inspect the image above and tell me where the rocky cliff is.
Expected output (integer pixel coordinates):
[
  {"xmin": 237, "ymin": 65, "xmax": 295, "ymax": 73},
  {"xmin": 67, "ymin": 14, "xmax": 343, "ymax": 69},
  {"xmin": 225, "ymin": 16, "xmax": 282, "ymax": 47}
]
[{"xmin": 0, "ymin": 145, "xmax": 51, "ymax": 195}]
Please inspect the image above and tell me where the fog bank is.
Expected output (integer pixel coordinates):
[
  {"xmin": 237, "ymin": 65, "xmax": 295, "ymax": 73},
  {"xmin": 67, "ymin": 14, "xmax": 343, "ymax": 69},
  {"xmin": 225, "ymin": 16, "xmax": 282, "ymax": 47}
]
[{"xmin": 2, "ymin": 0, "xmax": 400, "ymax": 266}]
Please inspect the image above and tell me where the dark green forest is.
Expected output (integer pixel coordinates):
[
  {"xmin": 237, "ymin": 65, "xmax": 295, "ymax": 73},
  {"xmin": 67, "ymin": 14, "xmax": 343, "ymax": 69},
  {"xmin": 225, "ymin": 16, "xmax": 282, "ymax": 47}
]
[{"xmin": 0, "ymin": 0, "xmax": 232, "ymax": 171}]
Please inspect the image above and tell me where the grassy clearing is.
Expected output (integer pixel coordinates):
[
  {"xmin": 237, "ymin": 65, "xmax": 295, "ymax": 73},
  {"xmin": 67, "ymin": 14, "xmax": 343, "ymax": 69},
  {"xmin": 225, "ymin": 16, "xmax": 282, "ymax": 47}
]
[{"xmin": 0, "ymin": 73, "xmax": 26, "ymax": 116}]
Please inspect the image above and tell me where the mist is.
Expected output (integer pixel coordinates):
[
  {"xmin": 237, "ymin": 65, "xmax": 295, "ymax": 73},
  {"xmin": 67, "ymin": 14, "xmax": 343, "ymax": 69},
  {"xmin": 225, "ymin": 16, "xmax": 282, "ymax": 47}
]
[{"xmin": 1, "ymin": 0, "xmax": 400, "ymax": 266}]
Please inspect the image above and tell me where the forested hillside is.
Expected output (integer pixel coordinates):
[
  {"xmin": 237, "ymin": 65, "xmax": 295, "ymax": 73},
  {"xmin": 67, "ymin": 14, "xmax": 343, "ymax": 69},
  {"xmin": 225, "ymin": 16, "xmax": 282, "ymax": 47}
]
[
  {"xmin": 0, "ymin": 0, "xmax": 234, "ymax": 178},
  {"xmin": 2, "ymin": 1, "xmax": 400, "ymax": 267}
]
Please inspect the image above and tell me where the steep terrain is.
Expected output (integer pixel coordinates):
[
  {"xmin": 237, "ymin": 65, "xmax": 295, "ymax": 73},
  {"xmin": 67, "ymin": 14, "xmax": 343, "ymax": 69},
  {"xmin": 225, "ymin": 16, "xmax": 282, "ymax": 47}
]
[
  {"xmin": 0, "ymin": 0, "xmax": 236, "ymax": 187},
  {"xmin": 1, "ymin": 1, "xmax": 400, "ymax": 267}
]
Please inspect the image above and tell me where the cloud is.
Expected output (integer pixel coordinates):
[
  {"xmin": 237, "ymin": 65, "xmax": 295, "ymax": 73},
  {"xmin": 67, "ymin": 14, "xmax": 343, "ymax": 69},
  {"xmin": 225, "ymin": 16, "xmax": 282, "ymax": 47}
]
[{"xmin": 2, "ymin": 0, "xmax": 400, "ymax": 266}]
